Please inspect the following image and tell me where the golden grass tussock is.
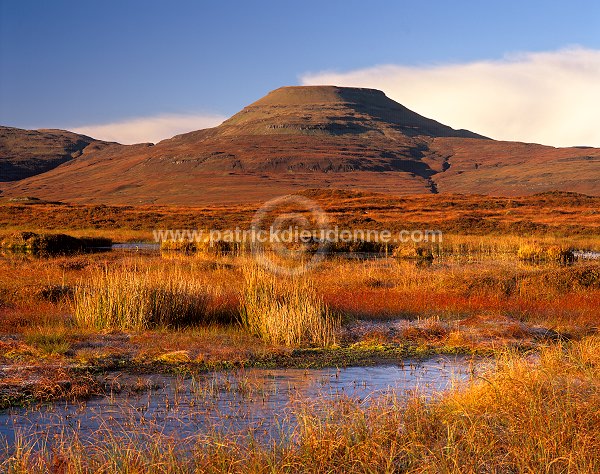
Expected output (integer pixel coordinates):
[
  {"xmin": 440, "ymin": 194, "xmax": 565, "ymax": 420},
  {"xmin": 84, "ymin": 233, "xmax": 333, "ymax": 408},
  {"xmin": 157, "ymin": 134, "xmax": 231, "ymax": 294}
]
[
  {"xmin": 405, "ymin": 337, "xmax": 600, "ymax": 473},
  {"xmin": 430, "ymin": 234, "xmax": 588, "ymax": 263},
  {"xmin": 518, "ymin": 243, "xmax": 575, "ymax": 264},
  {"xmin": 392, "ymin": 244, "xmax": 434, "ymax": 261},
  {"xmin": 160, "ymin": 237, "xmax": 250, "ymax": 256},
  {"xmin": 159, "ymin": 238, "xmax": 198, "ymax": 253},
  {"xmin": 73, "ymin": 264, "xmax": 213, "ymax": 330},
  {"xmin": 240, "ymin": 264, "xmax": 340, "ymax": 347}
]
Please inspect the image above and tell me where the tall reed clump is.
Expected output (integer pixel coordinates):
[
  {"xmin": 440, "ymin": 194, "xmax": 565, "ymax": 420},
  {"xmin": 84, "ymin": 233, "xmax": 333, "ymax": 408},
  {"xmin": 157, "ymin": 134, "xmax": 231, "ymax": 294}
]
[
  {"xmin": 518, "ymin": 243, "xmax": 575, "ymax": 264},
  {"xmin": 240, "ymin": 265, "xmax": 339, "ymax": 347},
  {"xmin": 73, "ymin": 265, "xmax": 210, "ymax": 330}
]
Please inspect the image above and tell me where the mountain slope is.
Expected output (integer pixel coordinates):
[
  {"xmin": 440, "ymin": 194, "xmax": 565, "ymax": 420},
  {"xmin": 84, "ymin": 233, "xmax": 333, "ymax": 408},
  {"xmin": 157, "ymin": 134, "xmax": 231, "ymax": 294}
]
[
  {"xmin": 427, "ymin": 138, "xmax": 600, "ymax": 196},
  {"xmin": 0, "ymin": 126, "xmax": 113, "ymax": 181},
  {"xmin": 2, "ymin": 86, "xmax": 600, "ymax": 204}
]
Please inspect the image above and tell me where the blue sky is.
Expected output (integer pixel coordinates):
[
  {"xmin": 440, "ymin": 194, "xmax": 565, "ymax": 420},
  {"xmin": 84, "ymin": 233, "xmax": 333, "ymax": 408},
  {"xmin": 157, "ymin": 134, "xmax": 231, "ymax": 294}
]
[{"xmin": 1, "ymin": 1, "xmax": 600, "ymax": 145}]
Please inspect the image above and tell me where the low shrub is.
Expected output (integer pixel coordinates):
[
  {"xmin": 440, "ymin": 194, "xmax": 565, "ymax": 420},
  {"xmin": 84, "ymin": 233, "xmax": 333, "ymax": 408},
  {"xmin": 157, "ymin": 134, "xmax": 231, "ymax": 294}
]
[{"xmin": 0, "ymin": 232, "xmax": 111, "ymax": 255}]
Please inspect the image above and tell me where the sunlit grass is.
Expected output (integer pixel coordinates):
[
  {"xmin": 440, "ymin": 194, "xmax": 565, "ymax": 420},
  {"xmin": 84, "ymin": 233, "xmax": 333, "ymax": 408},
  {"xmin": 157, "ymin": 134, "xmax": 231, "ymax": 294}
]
[
  {"xmin": 73, "ymin": 264, "xmax": 213, "ymax": 330},
  {"xmin": 240, "ymin": 263, "xmax": 340, "ymax": 347}
]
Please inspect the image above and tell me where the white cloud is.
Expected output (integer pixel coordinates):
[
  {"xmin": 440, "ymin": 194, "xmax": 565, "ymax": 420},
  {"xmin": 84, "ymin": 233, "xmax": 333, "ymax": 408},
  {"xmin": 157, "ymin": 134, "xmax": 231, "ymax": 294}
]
[
  {"xmin": 301, "ymin": 47, "xmax": 600, "ymax": 147},
  {"xmin": 71, "ymin": 113, "xmax": 227, "ymax": 144}
]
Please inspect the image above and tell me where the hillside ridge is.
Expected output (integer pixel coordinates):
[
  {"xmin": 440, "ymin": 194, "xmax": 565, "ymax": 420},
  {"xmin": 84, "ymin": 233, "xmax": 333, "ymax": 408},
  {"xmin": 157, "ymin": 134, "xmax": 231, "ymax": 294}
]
[{"xmin": 2, "ymin": 86, "xmax": 599, "ymax": 204}]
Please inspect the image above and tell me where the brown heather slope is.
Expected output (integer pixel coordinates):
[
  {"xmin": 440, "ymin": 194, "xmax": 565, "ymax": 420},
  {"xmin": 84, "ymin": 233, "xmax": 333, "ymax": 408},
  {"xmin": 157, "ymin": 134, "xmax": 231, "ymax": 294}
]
[
  {"xmin": 0, "ymin": 126, "xmax": 114, "ymax": 182},
  {"xmin": 429, "ymin": 138, "xmax": 600, "ymax": 196},
  {"xmin": 2, "ymin": 86, "xmax": 600, "ymax": 204},
  {"xmin": 1, "ymin": 190, "xmax": 599, "ymax": 240}
]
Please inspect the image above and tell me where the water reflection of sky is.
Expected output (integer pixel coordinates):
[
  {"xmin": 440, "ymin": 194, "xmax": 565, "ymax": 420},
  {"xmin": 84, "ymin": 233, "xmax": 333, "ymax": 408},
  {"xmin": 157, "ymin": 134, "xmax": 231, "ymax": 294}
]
[{"xmin": 1, "ymin": 356, "xmax": 483, "ymax": 449}]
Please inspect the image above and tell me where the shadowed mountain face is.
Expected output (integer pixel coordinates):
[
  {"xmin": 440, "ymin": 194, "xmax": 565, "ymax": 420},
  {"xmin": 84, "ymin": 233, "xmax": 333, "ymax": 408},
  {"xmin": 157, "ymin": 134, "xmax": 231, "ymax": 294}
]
[
  {"xmin": 0, "ymin": 126, "xmax": 112, "ymax": 182},
  {"xmin": 2, "ymin": 86, "xmax": 600, "ymax": 204}
]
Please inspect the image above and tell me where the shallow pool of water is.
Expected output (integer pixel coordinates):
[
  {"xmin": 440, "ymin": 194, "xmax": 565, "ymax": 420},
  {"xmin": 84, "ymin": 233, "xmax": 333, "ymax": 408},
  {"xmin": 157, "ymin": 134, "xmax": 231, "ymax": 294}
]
[
  {"xmin": 0, "ymin": 357, "xmax": 481, "ymax": 447},
  {"xmin": 573, "ymin": 250, "xmax": 600, "ymax": 260},
  {"xmin": 112, "ymin": 242, "xmax": 161, "ymax": 251}
]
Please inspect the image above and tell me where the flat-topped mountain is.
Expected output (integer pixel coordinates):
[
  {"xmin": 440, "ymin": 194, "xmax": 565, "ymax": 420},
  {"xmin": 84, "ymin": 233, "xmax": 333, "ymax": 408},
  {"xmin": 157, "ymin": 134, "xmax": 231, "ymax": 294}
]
[
  {"xmin": 152, "ymin": 85, "xmax": 485, "ymax": 178},
  {"xmin": 214, "ymin": 86, "xmax": 484, "ymax": 139},
  {"xmin": 2, "ymin": 86, "xmax": 600, "ymax": 204}
]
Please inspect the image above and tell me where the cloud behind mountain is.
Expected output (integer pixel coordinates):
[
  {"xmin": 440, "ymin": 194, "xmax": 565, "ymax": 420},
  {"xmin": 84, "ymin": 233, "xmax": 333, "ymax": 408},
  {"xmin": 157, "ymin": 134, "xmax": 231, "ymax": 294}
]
[
  {"xmin": 70, "ymin": 113, "xmax": 226, "ymax": 145},
  {"xmin": 301, "ymin": 48, "xmax": 600, "ymax": 147}
]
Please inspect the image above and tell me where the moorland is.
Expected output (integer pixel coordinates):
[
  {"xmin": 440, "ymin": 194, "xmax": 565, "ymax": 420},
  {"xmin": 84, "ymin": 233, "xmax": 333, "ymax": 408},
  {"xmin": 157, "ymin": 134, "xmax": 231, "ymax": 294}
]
[{"xmin": 0, "ymin": 190, "xmax": 598, "ymax": 472}]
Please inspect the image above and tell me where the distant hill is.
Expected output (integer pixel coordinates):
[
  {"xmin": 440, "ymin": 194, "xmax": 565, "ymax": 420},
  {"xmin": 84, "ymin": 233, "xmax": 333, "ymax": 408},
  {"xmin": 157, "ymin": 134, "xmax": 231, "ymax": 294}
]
[
  {"xmin": 0, "ymin": 126, "xmax": 113, "ymax": 181},
  {"xmin": 2, "ymin": 86, "xmax": 600, "ymax": 204}
]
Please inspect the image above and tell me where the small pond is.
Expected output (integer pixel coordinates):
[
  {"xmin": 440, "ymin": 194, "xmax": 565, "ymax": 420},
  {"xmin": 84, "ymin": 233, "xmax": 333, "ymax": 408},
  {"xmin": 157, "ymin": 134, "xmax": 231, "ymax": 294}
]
[{"xmin": 0, "ymin": 356, "xmax": 483, "ymax": 448}]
